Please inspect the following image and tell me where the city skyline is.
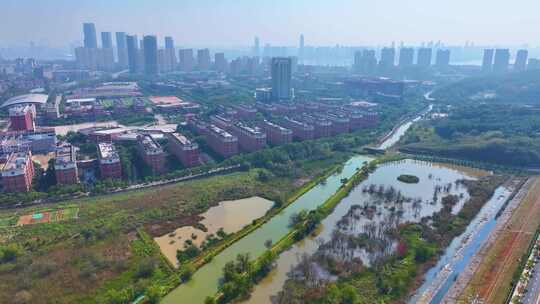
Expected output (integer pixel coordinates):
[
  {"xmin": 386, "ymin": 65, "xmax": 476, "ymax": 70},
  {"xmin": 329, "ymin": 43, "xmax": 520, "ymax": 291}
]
[{"xmin": 1, "ymin": 0, "xmax": 540, "ymax": 48}]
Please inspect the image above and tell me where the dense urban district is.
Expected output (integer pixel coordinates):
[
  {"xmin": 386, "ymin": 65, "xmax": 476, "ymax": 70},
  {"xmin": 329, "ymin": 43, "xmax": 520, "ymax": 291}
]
[{"xmin": 1, "ymin": 23, "xmax": 540, "ymax": 304}]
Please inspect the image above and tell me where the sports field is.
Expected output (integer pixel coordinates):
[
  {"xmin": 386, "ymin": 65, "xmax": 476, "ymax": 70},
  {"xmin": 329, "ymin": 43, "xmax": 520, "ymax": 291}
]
[{"xmin": 16, "ymin": 208, "xmax": 79, "ymax": 226}]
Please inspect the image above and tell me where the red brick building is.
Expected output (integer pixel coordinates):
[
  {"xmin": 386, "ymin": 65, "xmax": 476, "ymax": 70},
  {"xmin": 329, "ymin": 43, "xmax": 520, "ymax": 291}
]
[
  {"xmin": 166, "ymin": 133, "xmax": 200, "ymax": 168},
  {"xmin": 188, "ymin": 117, "xmax": 209, "ymax": 136},
  {"xmin": 54, "ymin": 144, "xmax": 79, "ymax": 185},
  {"xmin": 259, "ymin": 120, "xmax": 292, "ymax": 146},
  {"xmin": 324, "ymin": 113, "xmax": 350, "ymax": 135},
  {"xmin": 343, "ymin": 110, "xmax": 379, "ymax": 130},
  {"xmin": 206, "ymin": 124, "xmax": 238, "ymax": 158},
  {"xmin": 299, "ymin": 102, "xmax": 319, "ymax": 113},
  {"xmin": 231, "ymin": 104, "xmax": 258, "ymax": 119},
  {"xmin": 8, "ymin": 105, "xmax": 35, "ymax": 132},
  {"xmin": 230, "ymin": 123, "xmax": 266, "ymax": 152},
  {"xmin": 188, "ymin": 119, "xmax": 238, "ymax": 158},
  {"xmin": 255, "ymin": 102, "xmax": 277, "ymax": 115},
  {"xmin": 1, "ymin": 150, "xmax": 35, "ymax": 192},
  {"xmin": 98, "ymin": 142, "xmax": 122, "ymax": 179},
  {"xmin": 210, "ymin": 114, "xmax": 236, "ymax": 130},
  {"xmin": 282, "ymin": 117, "xmax": 315, "ymax": 141},
  {"xmin": 274, "ymin": 102, "xmax": 298, "ymax": 115},
  {"xmin": 298, "ymin": 115, "xmax": 332, "ymax": 139},
  {"xmin": 137, "ymin": 134, "xmax": 165, "ymax": 175}
]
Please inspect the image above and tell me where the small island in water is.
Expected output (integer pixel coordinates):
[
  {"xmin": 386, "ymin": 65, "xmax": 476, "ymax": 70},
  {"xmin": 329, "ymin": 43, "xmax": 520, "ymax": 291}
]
[{"xmin": 397, "ymin": 174, "xmax": 420, "ymax": 184}]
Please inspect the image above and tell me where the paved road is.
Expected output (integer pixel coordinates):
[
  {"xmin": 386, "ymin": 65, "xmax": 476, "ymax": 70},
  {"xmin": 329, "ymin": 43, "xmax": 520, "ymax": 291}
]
[{"xmin": 522, "ymin": 249, "xmax": 540, "ymax": 304}]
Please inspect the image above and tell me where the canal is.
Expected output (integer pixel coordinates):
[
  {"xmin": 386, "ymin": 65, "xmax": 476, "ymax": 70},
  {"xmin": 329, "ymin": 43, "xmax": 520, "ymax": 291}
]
[
  {"xmin": 162, "ymin": 155, "xmax": 373, "ymax": 304},
  {"xmin": 163, "ymin": 110, "xmax": 427, "ymax": 303}
]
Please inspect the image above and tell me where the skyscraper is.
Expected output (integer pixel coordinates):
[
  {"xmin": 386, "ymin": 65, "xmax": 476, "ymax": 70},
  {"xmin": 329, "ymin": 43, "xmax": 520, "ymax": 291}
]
[
  {"xmin": 399, "ymin": 47, "xmax": 414, "ymax": 67},
  {"xmin": 143, "ymin": 35, "xmax": 159, "ymax": 75},
  {"xmin": 179, "ymin": 49, "xmax": 195, "ymax": 71},
  {"xmin": 271, "ymin": 57, "xmax": 293, "ymax": 101},
  {"xmin": 379, "ymin": 47, "xmax": 396, "ymax": 69},
  {"xmin": 354, "ymin": 50, "xmax": 376, "ymax": 74},
  {"xmin": 417, "ymin": 48, "xmax": 432, "ymax": 67},
  {"xmin": 197, "ymin": 49, "xmax": 211, "ymax": 71},
  {"xmin": 493, "ymin": 49, "xmax": 510, "ymax": 73},
  {"xmin": 101, "ymin": 32, "xmax": 113, "ymax": 49},
  {"xmin": 528, "ymin": 58, "xmax": 540, "ymax": 70},
  {"xmin": 83, "ymin": 23, "xmax": 98, "ymax": 48},
  {"xmin": 253, "ymin": 37, "xmax": 260, "ymax": 57},
  {"xmin": 164, "ymin": 36, "xmax": 177, "ymax": 71},
  {"xmin": 435, "ymin": 49, "xmax": 451, "ymax": 67},
  {"xmin": 75, "ymin": 47, "xmax": 98, "ymax": 70},
  {"xmin": 116, "ymin": 32, "xmax": 128, "ymax": 68},
  {"xmin": 214, "ymin": 53, "xmax": 227, "ymax": 73},
  {"xmin": 514, "ymin": 49, "xmax": 528, "ymax": 71},
  {"xmin": 482, "ymin": 49, "xmax": 494, "ymax": 72},
  {"xmin": 164, "ymin": 36, "xmax": 174, "ymax": 50},
  {"xmin": 100, "ymin": 32, "xmax": 114, "ymax": 71},
  {"xmin": 299, "ymin": 34, "xmax": 305, "ymax": 63},
  {"xmin": 126, "ymin": 35, "xmax": 139, "ymax": 74}
]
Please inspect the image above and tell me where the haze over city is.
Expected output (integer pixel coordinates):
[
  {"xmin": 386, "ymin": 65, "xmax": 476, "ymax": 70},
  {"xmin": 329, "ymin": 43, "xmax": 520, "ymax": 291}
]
[
  {"xmin": 3, "ymin": 2, "xmax": 540, "ymax": 304},
  {"xmin": 1, "ymin": 0, "xmax": 539, "ymax": 47}
]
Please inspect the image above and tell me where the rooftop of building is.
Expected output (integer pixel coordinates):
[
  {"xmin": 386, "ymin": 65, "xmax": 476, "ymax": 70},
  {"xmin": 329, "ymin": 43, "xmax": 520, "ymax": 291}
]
[
  {"xmin": 168, "ymin": 132, "xmax": 198, "ymax": 147},
  {"xmin": 300, "ymin": 114, "xmax": 332, "ymax": 125},
  {"xmin": 234, "ymin": 123, "xmax": 265, "ymax": 137},
  {"xmin": 232, "ymin": 104, "xmax": 257, "ymax": 111},
  {"xmin": 263, "ymin": 120, "xmax": 292, "ymax": 133},
  {"xmin": 284, "ymin": 117, "xmax": 314, "ymax": 129},
  {"xmin": 208, "ymin": 124, "xmax": 236, "ymax": 140},
  {"xmin": 137, "ymin": 134, "xmax": 163, "ymax": 153},
  {"xmin": 55, "ymin": 144, "xmax": 76, "ymax": 165},
  {"xmin": 98, "ymin": 142, "xmax": 119, "ymax": 160},
  {"xmin": 8, "ymin": 104, "xmax": 33, "ymax": 116},
  {"xmin": 2, "ymin": 94, "xmax": 48, "ymax": 108},
  {"xmin": 211, "ymin": 114, "xmax": 235, "ymax": 124},
  {"xmin": 0, "ymin": 151, "xmax": 31, "ymax": 172}
]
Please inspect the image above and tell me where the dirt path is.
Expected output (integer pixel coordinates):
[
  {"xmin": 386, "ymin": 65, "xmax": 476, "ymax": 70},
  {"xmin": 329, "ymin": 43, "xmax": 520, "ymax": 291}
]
[{"xmin": 454, "ymin": 177, "xmax": 540, "ymax": 303}]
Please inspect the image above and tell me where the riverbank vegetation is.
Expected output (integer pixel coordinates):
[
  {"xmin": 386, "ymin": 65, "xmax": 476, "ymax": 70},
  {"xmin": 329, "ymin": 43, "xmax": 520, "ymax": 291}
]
[
  {"xmin": 399, "ymin": 103, "xmax": 540, "ymax": 168},
  {"xmin": 432, "ymin": 69, "xmax": 540, "ymax": 105},
  {"xmin": 271, "ymin": 173, "xmax": 505, "ymax": 304},
  {"xmin": 0, "ymin": 151, "xmax": 349, "ymax": 304},
  {"xmin": 397, "ymin": 174, "xmax": 420, "ymax": 184},
  {"xmin": 208, "ymin": 158, "xmax": 374, "ymax": 303}
]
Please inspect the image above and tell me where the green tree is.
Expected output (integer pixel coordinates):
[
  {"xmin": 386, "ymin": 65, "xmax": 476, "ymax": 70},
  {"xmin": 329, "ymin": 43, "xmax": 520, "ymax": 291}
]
[
  {"xmin": 179, "ymin": 265, "xmax": 195, "ymax": 282},
  {"xmin": 145, "ymin": 285, "xmax": 161, "ymax": 304}
]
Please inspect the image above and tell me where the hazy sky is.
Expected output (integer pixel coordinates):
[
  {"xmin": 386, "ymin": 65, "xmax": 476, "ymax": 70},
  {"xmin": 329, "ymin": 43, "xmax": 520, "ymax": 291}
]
[{"xmin": 1, "ymin": 0, "xmax": 538, "ymax": 48}]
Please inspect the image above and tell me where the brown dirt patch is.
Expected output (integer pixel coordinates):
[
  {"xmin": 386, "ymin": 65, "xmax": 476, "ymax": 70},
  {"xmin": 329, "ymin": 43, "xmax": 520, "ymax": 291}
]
[
  {"xmin": 144, "ymin": 214, "xmax": 203, "ymax": 237},
  {"xmin": 459, "ymin": 178, "xmax": 540, "ymax": 304}
]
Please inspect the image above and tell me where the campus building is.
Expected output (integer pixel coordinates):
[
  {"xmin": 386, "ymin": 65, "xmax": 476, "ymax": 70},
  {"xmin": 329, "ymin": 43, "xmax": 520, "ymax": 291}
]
[
  {"xmin": 205, "ymin": 124, "xmax": 238, "ymax": 158},
  {"xmin": 136, "ymin": 134, "xmax": 165, "ymax": 174},
  {"xmin": 324, "ymin": 113, "xmax": 351, "ymax": 135},
  {"xmin": 299, "ymin": 115, "xmax": 332, "ymax": 139},
  {"xmin": 259, "ymin": 120, "xmax": 293, "ymax": 146},
  {"xmin": 98, "ymin": 142, "xmax": 122, "ymax": 179},
  {"xmin": 9, "ymin": 105, "xmax": 35, "ymax": 131},
  {"xmin": 229, "ymin": 123, "xmax": 267, "ymax": 152},
  {"xmin": 54, "ymin": 144, "xmax": 79, "ymax": 185},
  {"xmin": 0, "ymin": 150, "xmax": 34, "ymax": 192},
  {"xmin": 231, "ymin": 104, "xmax": 257, "ymax": 119},
  {"xmin": 166, "ymin": 133, "xmax": 200, "ymax": 168},
  {"xmin": 282, "ymin": 117, "xmax": 315, "ymax": 141}
]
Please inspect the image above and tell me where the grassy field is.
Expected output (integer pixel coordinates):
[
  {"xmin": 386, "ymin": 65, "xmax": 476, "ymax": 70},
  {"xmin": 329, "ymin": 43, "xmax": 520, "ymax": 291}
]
[
  {"xmin": 458, "ymin": 177, "xmax": 540, "ymax": 304},
  {"xmin": 0, "ymin": 155, "xmax": 346, "ymax": 304}
]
